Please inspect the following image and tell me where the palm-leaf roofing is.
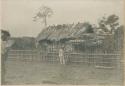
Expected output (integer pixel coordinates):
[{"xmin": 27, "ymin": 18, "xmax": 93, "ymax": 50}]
[
  {"xmin": 37, "ymin": 23, "xmax": 97, "ymax": 42},
  {"xmin": 36, "ymin": 22, "xmax": 114, "ymax": 47}
]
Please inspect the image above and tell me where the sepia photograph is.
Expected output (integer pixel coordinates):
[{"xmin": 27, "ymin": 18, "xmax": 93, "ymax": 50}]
[{"xmin": 1, "ymin": 0, "xmax": 125, "ymax": 85}]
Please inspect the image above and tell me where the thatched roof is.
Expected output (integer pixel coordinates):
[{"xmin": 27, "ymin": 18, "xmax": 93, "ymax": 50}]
[
  {"xmin": 37, "ymin": 23, "xmax": 95, "ymax": 42},
  {"xmin": 36, "ymin": 22, "xmax": 117, "ymax": 50}
]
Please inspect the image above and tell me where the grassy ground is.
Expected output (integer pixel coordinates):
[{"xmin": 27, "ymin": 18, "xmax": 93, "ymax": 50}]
[{"xmin": 5, "ymin": 59, "xmax": 123, "ymax": 85}]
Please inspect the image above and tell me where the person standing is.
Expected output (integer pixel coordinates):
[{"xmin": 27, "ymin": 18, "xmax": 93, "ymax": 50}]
[
  {"xmin": 59, "ymin": 47, "xmax": 65, "ymax": 64},
  {"xmin": 1, "ymin": 30, "xmax": 11, "ymax": 84}
]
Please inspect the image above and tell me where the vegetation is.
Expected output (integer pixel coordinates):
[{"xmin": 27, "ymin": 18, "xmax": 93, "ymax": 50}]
[
  {"xmin": 1, "ymin": 30, "xmax": 10, "ymax": 41},
  {"xmin": 10, "ymin": 37, "xmax": 36, "ymax": 50},
  {"xmin": 98, "ymin": 14, "xmax": 120, "ymax": 33},
  {"xmin": 97, "ymin": 14, "xmax": 124, "ymax": 52},
  {"xmin": 36, "ymin": 14, "xmax": 124, "ymax": 53},
  {"xmin": 33, "ymin": 5, "xmax": 53, "ymax": 27},
  {"xmin": 3, "ymin": 14, "xmax": 123, "ymax": 52},
  {"xmin": 83, "ymin": 22, "xmax": 94, "ymax": 33},
  {"xmin": 114, "ymin": 25, "xmax": 124, "ymax": 50}
]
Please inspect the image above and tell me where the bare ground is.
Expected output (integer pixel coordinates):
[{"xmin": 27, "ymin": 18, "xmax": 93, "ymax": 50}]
[{"xmin": 4, "ymin": 59, "xmax": 123, "ymax": 85}]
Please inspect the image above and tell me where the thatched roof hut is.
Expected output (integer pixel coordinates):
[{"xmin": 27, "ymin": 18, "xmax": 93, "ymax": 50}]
[
  {"xmin": 36, "ymin": 22, "xmax": 117, "ymax": 53},
  {"xmin": 37, "ymin": 22, "xmax": 96, "ymax": 43},
  {"xmin": 36, "ymin": 23, "xmax": 111, "ymax": 53}
]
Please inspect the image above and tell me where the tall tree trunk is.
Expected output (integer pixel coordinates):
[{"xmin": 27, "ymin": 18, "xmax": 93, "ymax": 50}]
[{"xmin": 44, "ymin": 16, "xmax": 47, "ymax": 27}]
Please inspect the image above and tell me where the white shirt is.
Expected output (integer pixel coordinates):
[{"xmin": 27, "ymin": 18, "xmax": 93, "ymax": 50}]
[{"xmin": 59, "ymin": 49, "xmax": 64, "ymax": 57}]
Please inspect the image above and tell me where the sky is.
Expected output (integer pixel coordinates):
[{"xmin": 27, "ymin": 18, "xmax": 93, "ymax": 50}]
[{"xmin": 1, "ymin": 0, "xmax": 124, "ymax": 37}]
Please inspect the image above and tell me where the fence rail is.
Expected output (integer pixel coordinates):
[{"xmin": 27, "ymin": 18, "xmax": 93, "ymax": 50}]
[{"xmin": 7, "ymin": 49, "xmax": 122, "ymax": 67}]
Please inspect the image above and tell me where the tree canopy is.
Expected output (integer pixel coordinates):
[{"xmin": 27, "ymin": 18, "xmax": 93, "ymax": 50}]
[
  {"xmin": 98, "ymin": 14, "xmax": 119, "ymax": 33},
  {"xmin": 1, "ymin": 30, "xmax": 11, "ymax": 41},
  {"xmin": 33, "ymin": 5, "xmax": 53, "ymax": 27}
]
